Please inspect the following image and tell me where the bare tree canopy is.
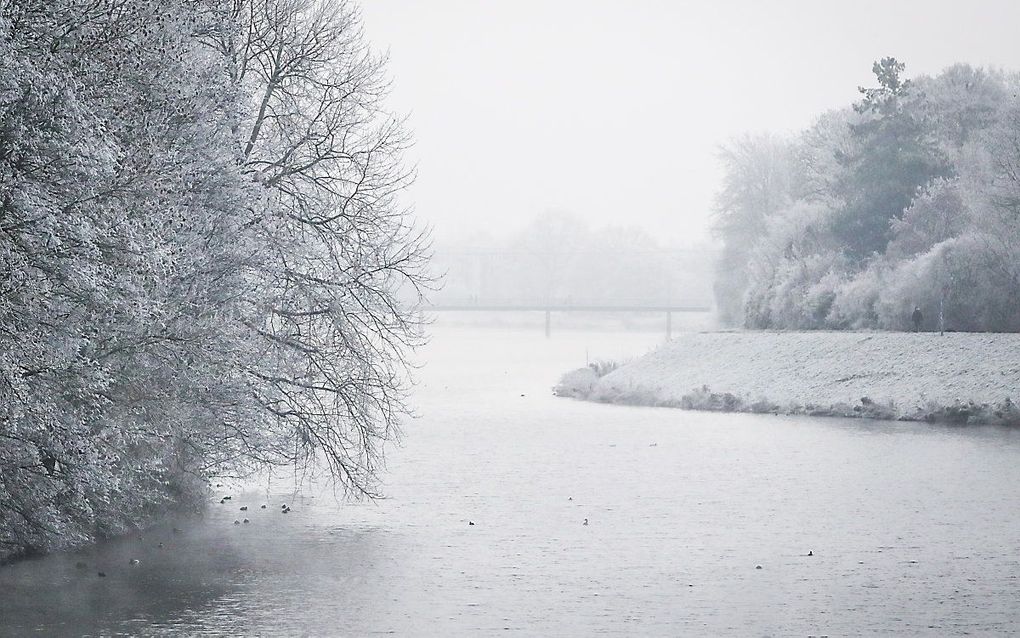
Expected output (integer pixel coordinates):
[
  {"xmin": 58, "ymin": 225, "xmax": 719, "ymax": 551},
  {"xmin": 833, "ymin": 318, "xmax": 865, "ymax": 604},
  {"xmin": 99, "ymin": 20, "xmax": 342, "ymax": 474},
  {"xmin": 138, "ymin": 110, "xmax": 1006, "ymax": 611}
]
[{"xmin": 0, "ymin": 0, "xmax": 431, "ymax": 559}]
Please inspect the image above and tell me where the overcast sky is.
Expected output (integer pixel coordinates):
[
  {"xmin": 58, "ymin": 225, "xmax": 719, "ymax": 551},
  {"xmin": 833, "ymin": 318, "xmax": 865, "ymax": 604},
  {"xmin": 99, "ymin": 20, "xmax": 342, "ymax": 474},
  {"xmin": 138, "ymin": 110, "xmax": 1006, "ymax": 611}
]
[{"xmin": 360, "ymin": 0, "xmax": 1020, "ymax": 246}]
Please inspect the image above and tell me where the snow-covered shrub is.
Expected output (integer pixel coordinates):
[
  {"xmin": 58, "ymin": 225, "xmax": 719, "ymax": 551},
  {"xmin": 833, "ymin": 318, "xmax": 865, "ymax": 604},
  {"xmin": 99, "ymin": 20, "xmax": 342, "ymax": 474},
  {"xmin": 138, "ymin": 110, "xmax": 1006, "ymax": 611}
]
[{"xmin": 553, "ymin": 367, "xmax": 599, "ymax": 398}]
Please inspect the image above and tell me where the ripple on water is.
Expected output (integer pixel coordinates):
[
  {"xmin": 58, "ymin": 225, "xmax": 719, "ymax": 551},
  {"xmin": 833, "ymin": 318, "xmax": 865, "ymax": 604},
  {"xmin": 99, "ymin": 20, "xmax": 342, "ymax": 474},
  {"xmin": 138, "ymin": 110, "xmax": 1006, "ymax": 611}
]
[{"xmin": 4, "ymin": 326, "xmax": 1020, "ymax": 636}]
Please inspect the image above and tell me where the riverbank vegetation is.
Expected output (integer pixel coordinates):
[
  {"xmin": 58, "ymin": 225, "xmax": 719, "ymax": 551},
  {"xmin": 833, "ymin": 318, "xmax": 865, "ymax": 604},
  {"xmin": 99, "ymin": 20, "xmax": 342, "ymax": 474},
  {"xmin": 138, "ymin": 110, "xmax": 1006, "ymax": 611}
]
[
  {"xmin": 0, "ymin": 0, "xmax": 430, "ymax": 560},
  {"xmin": 714, "ymin": 59, "xmax": 1020, "ymax": 331}
]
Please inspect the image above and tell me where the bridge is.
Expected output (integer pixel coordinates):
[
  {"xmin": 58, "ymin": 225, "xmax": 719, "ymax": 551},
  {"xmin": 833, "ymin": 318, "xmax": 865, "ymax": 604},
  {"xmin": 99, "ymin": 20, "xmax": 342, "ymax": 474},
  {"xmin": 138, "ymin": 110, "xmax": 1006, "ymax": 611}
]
[{"xmin": 419, "ymin": 302, "xmax": 713, "ymax": 338}]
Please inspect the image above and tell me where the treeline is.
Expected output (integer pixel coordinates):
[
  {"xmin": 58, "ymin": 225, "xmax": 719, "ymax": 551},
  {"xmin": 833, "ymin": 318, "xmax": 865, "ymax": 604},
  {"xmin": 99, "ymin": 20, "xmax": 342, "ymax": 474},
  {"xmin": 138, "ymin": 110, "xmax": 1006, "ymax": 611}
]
[
  {"xmin": 0, "ymin": 0, "xmax": 429, "ymax": 558},
  {"xmin": 714, "ymin": 59, "xmax": 1020, "ymax": 331},
  {"xmin": 434, "ymin": 212, "xmax": 714, "ymax": 308}
]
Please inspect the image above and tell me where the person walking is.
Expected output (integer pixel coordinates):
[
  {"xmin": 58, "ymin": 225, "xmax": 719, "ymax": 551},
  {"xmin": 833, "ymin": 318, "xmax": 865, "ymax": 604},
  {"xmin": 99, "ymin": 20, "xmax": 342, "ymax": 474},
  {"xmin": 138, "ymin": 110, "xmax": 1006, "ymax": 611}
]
[{"xmin": 911, "ymin": 306, "xmax": 923, "ymax": 332}]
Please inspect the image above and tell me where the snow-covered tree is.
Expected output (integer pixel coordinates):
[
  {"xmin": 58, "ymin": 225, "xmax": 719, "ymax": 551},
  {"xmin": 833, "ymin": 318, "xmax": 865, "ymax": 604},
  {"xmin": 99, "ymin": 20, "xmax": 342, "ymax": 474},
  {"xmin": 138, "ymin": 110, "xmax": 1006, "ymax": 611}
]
[
  {"xmin": 0, "ymin": 0, "xmax": 430, "ymax": 558},
  {"xmin": 199, "ymin": 0, "xmax": 432, "ymax": 494},
  {"xmin": 713, "ymin": 59, "xmax": 1020, "ymax": 332}
]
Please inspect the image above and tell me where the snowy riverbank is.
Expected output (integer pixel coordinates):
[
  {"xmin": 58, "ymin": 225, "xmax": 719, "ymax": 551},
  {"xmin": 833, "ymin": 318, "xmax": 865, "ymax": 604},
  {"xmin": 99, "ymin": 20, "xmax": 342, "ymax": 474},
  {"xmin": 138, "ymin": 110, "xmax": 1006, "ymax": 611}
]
[{"xmin": 555, "ymin": 331, "xmax": 1020, "ymax": 424}]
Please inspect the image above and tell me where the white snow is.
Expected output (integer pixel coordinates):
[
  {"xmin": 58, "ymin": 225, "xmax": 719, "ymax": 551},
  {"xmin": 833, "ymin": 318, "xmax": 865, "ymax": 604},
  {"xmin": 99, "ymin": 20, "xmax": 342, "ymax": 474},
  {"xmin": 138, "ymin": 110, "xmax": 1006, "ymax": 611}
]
[{"xmin": 561, "ymin": 331, "xmax": 1020, "ymax": 420}]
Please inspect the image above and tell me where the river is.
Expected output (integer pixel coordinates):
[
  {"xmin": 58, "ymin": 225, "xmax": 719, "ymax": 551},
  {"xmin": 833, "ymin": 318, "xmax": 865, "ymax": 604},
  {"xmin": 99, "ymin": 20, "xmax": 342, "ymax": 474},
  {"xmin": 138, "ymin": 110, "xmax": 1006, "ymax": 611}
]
[{"xmin": 3, "ymin": 322, "xmax": 1020, "ymax": 636}]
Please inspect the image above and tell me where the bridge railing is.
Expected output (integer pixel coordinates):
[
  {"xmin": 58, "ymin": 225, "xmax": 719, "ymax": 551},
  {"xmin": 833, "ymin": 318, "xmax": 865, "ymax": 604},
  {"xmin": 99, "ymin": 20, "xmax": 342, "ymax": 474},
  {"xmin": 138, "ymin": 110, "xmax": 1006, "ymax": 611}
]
[{"xmin": 416, "ymin": 300, "xmax": 714, "ymax": 337}]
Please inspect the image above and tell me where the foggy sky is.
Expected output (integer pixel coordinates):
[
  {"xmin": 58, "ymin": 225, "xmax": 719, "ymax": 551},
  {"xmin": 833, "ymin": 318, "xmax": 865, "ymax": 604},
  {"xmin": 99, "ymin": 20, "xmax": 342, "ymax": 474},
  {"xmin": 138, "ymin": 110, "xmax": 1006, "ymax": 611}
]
[{"xmin": 360, "ymin": 0, "xmax": 1020, "ymax": 245}]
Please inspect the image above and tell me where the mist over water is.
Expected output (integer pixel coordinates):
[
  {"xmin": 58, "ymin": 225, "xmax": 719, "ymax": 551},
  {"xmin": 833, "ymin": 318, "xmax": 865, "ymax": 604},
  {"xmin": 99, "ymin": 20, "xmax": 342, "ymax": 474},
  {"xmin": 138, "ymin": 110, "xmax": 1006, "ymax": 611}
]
[
  {"xmin": 3, "ymin": 320, "xmax": 1020, "ymax": 636},
  {"xmin": 8, "ymin": 1, "xmax": 1020, "ymax": 635}
]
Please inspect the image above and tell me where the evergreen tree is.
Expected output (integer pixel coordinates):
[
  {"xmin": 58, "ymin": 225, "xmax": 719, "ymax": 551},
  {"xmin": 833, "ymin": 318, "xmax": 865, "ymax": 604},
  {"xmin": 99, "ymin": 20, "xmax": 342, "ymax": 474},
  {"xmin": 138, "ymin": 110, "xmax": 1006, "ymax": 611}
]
[{"xmin": 831, "ymin": 58, "xmax": 951, "ymax": 260}]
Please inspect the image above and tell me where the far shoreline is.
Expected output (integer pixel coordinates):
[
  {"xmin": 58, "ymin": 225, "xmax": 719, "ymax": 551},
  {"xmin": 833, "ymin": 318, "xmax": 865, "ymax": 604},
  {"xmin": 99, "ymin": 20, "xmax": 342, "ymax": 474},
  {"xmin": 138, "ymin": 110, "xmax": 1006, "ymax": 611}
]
[{"xmin": 554, "ymin": 330, "xmax": 1020, "ymax": 426}]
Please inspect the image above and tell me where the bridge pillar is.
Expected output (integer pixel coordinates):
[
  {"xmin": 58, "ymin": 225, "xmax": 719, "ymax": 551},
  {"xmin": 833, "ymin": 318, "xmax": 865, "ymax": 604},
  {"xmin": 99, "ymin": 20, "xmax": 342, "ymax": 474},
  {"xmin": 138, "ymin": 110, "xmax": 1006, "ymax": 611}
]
[
  {"xmin": 545, "ymin": 309, "xmax": 551, "ymax": 338},
  {"xmin": 666, "ymin": 310, "xmax": 672, "ymax": 339}
]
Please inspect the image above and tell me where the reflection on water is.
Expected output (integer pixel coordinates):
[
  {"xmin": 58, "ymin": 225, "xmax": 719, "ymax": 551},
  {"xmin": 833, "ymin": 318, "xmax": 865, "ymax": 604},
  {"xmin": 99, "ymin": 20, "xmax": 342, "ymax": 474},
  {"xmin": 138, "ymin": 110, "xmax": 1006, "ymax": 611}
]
[{"xmin": 3, "ymin": 324, "xmax": 1020, "ymax": 636}]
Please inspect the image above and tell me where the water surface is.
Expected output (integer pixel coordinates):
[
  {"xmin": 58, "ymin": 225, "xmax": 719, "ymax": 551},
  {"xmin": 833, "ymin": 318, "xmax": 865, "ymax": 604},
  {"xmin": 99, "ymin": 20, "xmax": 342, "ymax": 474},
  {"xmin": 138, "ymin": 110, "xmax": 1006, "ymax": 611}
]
[{"xmin": 3, "ymin": 324, "xmax": 1020, "ymax": 636}]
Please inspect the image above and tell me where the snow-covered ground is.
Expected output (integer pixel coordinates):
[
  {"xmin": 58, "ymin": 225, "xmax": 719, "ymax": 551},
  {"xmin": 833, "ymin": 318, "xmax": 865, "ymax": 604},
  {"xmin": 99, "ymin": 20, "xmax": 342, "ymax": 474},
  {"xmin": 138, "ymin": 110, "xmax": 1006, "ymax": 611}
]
[{"xmin": 556, "ymin": 331, "xmax": 1020, "ymax": 424}]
